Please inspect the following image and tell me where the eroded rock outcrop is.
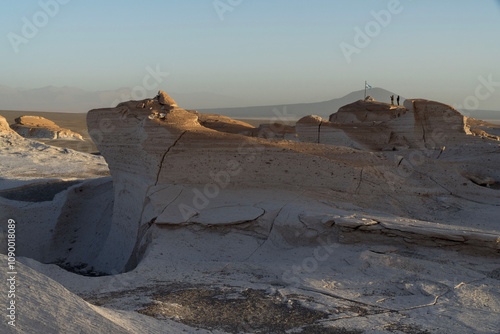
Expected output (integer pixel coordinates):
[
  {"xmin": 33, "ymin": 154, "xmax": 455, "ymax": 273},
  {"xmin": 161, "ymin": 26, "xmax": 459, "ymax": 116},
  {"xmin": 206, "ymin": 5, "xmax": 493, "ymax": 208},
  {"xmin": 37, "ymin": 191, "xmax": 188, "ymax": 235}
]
[
  {"xmin": 0, "ymin": 115, "xmax": 11, "ymax": 132},
  {"xmin": 10, "ymin": 115, "xmax": 83, "ymax": 140},
  {"xmin": 156, "ymin": 90, "xmax": 178, "ymax": 108},
  {"xmin": 297, "ymin": 98, "xmax": 497, "ymax": 151},
  {"xmin": 329, "ymin": 99, "xmax": 406, "ymax": 124},
  {"xmin": 87, "ymin": 91, "xmax": 500, "ymax": 273}
]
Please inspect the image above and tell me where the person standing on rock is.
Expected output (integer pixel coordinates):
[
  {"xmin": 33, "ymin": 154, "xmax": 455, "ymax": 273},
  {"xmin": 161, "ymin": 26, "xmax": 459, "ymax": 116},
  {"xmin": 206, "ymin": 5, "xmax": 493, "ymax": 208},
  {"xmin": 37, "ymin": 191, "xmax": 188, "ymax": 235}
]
[
  {"xmin": 397, "ymin": 95, "xmax": 400, "ymax": 106},
  {"xmin": 390, "ymin": 95, "xmax": 394, "ymax": 105}
]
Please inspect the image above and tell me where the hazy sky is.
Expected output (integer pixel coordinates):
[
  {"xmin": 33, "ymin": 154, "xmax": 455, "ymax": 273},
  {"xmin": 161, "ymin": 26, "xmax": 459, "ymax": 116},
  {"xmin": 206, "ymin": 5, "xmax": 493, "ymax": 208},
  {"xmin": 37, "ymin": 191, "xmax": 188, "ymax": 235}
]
[{"xmin": 1, "ymin": 0, "xmax": 500, "ymax": 109}]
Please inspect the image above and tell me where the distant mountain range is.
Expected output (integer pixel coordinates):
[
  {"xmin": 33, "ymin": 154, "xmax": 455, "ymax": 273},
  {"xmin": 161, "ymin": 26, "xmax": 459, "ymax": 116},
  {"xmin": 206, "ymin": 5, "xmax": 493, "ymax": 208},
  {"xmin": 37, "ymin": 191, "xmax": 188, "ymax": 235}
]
[
  {"xmin": 0, "ymin": 85, "xmax": 244, "ymax": 113},
  {"xmin": 200, "ymin": 89, "xmax": 500, "ymax": 121},
  {"xmin": 0, "ymin": 84, "xmax": 399, "ymax": 118},
  {"xmin": 200, "ymin": 88, "xmax": 399, "ymax": 119},
  {"xmin": 0, "ymin": 85, "xmax": 131, "ymax": 112},
  {"xmin": 0, "ymin": 85, "xmax": 498, "ymax": 121}
]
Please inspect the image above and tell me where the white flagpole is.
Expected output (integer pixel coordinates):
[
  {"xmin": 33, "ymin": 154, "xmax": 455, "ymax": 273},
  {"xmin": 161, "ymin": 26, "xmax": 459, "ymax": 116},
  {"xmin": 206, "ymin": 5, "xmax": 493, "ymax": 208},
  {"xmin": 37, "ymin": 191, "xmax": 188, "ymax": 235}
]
[{"xmin": 364, "ymin": 81, "xmax": 367, "ymax": 99}]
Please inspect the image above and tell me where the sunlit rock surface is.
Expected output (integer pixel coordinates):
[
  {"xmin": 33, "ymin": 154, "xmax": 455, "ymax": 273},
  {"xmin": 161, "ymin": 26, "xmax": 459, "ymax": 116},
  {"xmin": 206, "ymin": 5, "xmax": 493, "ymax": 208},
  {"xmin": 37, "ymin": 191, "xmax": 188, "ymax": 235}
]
[
  {"xmin": 10, "ymin": 115, "xmax": 84, "ymax": 140},
  {"xmin": 295, "ymin": 98, "xmax": 499, "ymax": 151}
]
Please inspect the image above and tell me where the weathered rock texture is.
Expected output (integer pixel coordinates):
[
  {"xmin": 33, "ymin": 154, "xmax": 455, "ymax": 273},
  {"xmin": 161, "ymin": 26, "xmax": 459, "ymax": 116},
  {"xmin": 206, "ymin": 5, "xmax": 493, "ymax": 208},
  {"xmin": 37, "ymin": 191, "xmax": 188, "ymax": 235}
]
[
  {"xmin": 197, "ymin": 113, "xmax": 255, "ymax": 134},
  {"xmin": 0, "ymin": 115, "xmax": 11, "ymax": 132},
  {"xmin": 296, "ymin": 98, "xmax": 497, "ymax": 151},
  {"xmin": 87, "ymin": 92, "xmax": 500, "ymax": 273},
  {"xmin": 156, "ymin": 90, "xmax": 178, "ymax": 108},
  {"xmin": 10, "ymin": 115, "xmax": 83, "ymax": 140}
]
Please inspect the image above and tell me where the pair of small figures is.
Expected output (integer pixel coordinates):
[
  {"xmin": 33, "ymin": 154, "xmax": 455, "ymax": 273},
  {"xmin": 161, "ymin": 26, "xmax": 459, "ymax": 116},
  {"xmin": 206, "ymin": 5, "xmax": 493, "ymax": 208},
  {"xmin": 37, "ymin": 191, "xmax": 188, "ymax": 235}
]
[{"xmin": 391, "ymin": 95, "xmax": 400, "ymax": 106}]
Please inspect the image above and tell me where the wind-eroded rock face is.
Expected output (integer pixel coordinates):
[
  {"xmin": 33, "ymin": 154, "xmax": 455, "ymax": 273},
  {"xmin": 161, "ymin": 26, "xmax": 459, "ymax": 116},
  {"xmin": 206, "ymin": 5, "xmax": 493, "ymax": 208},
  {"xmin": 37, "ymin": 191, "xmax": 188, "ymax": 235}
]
[
  {"xmin": 10, "ymin": 115, "xmax": 83, "ymax": 140},
  {"xmin": 87, "ymin": 92, "xmax": 500, "ymax": 273},
  {"xmin": 296, "ymin": 98, "xmax": 493, "ymax": 151}
]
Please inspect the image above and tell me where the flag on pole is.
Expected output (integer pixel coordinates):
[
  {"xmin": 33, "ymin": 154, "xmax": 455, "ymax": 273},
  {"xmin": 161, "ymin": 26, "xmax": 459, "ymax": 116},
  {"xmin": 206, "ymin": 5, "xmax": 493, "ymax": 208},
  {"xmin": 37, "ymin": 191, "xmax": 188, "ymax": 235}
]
[{"xmin": 365, "ymin": 82, "xmax": 372, "ymax": 90}]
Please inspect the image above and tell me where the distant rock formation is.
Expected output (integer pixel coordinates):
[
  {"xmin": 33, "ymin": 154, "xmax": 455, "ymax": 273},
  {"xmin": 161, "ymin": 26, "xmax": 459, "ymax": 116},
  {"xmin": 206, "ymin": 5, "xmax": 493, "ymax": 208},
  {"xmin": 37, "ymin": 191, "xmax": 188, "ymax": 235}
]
[
  {"xmin": 10, "ymin": 116, "xmax": 83, "ymax": 140},
  {"xmin": 87, "ymin": 91, "xmax": 500, "ymax": 273},
  {"xmin": 330, "ymin": 99, "xmax": 405, "ymax": 123},
  {"xmin": 295, "ymin": 98, "xmax": 497, "ymax": 151}
]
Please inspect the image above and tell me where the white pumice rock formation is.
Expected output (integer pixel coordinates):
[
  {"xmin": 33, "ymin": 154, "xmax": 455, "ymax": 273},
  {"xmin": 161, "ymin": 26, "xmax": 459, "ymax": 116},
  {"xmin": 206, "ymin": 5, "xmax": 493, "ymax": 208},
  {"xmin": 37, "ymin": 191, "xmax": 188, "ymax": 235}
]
[
  {"xmin": 0, "ymin": 116, "xmax": 107, "ymax": 182},
  {"xmin": 86, "ymin": 92, "xmax": 500, "ymax": 274},
  {"xmin": 296, "ymin": 98, "xmax": 499, "ymax": 151},
  {"xmin": 1, "ymin": 93, "xmax": 500, "ymax": 333},
  {"xmin": 10, "ymin": 115, "xmax": 84, "ymax": 140}
]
